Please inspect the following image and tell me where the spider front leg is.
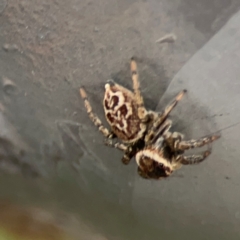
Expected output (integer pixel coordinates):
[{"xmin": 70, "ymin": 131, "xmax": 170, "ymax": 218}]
[
  {"xmin": 145, "ymin": 119, "xmax": 173, "ymax": 145},
  {"xmin": 130, "ymin": 57, "xmax": 149, "ymax": 122},
  {"xmin": 163, "ymin": 131, "xmax": 184, "ymax": 151},
  {"xmin": 145, "ymin": 90, "xmax": 186, "ymax": 142},
  {"xmin": 164, "ymin": 131, "xmax": 220, "ymax": 152},
  {"xmin": 80, "ymin": 87, "xmax": 115, "ymax": 139},
  {"xmin": 175, "ymin": 134, "xmax": 221, "ymax": 151},
  {"xmin": 177, "ymin": 150, "xmax": 211, "ymax": 165},
  {"xmin": 104, "ymin": 139, "xmax": 135, "ymax": 164}
]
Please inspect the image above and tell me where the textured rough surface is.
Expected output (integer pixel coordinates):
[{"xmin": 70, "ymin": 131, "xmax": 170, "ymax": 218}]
[{"xmin": 0, "ymin": 0, "xmax": 240, "ymax": 239}]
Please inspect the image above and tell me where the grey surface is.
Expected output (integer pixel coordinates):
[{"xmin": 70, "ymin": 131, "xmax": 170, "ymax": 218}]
[{"xmin": 0, "ymin": 0, "xmax": 240, "ymax": 239}]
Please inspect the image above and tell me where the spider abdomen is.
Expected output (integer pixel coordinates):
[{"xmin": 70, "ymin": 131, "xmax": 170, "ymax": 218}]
[{"xmin": 103, "ymin": 81, "xmax": 146, "ymax": 143}]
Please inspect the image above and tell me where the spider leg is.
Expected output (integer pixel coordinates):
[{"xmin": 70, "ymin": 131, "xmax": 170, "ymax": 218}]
[
  {"xmin": 145, "ymin": 119, "xmax": 172, "ymax": 144},
  {"xmin": 163, "ymin": 90, "xmax": 187, "ymax": 119},
  {"xmin": 80, "ymin": 87, "xmax": 115, "ymax": 139},
  {"xmin": 176, "ymin": 134, "xmax": 221, "ymax": 151},
  {"xmin": 122, "ymin": 150, "xmax": 136, "ymax": 165},
  {"xmin": 130, "ymin": 57, "xmax": 149, "ymax": 121},
  {"xmin": 177, "ymin": 150, "xmax": 211, "ymax": 165},
  {"xmin": 104, "ymin": 139, "xmax": 127, "ymax": 151},
  {"xmin": 163, "ymin": 131, "xmax": 184, "ymax": 151},
  {"xmin": 145, "ymin": 90, "xmax": 186, "ymax": 141},
  {"xmin": 104, "ymin": 139, "xmax": 135, "ymax": 165}
]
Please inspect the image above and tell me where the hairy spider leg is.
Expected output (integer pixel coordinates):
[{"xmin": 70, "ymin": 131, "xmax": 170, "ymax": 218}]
[
  {"xmin": 104, "ymin": 139, "xmax": 135, "ymax": 164},
  {"xmin": 80, "ymin": 87, "xmax": 115, "ymax": 139},
  {"xmin": 145, "ymin": 90, "xmax": 186, "ymax": 142},
  {"xmin": 130, "ymin": 57, "xmax": 149, "ymax": 121},
  {"xmin": 104, "ymin": 139, "xmax": 127, "ymax": 151},
  {"xmin": 175, "ymin": 134, "xmax": 221, "ymax": 150},
  {"xmin": 177, "ymin": 150, "xmax": 211, "ymax": 165},
  {"xmin": 147, "ymin": 119, "xmax": 173, "ymax": 145}
]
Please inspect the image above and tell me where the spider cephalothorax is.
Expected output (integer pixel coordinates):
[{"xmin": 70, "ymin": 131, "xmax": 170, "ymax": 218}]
[{"xmin": 80, "ymin": 57, "xmax": 220, "ymax": 180}]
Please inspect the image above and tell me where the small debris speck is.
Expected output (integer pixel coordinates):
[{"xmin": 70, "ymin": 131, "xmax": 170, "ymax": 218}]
[
  {"xmin": 156, "ymin": 33, "xmax": 176, "ymax": 44},
  {"xmin": 3, "ymin": 43, "xmax": 19, "ymax": 52},
  {"xmin": 2, "ymin": 77, "xmax": 17, "ymax": 95},
  {"xmin": 94, "ymin": 27, "xmax": 99, "ymax": 32}
]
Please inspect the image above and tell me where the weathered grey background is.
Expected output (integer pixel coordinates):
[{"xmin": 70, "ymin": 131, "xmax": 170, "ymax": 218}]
[{"xmin": 0, "ymin": 0, "xmax": 240, "ymax": 239}]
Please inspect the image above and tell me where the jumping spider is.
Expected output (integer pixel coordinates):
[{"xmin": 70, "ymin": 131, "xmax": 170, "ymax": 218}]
[{"xmin": 80, "ymin": 57, "xmax": 220, "ymax": 180}]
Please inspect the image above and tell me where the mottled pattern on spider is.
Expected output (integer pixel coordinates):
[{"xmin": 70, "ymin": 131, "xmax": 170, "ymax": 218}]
[{"xmin": 80, "ymin": 57, "xmax": 220, "ymax": 180}]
